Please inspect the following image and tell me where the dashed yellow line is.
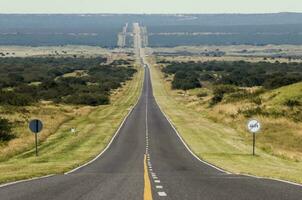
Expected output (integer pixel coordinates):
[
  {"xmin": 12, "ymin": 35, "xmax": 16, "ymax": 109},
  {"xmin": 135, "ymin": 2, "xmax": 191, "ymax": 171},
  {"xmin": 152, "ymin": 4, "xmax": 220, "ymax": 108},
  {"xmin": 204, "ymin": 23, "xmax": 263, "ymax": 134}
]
[{"xmin": 144, "ymin": 154, "xmax": 153, "ymax": 200}]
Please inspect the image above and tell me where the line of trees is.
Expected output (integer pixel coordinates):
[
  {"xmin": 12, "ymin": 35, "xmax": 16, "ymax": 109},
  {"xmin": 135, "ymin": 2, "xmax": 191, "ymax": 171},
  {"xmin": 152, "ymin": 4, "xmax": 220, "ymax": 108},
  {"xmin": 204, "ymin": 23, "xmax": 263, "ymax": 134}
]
[{"xmin": 162, "ymin": 60, "xmax": 302, "ymax": 90}]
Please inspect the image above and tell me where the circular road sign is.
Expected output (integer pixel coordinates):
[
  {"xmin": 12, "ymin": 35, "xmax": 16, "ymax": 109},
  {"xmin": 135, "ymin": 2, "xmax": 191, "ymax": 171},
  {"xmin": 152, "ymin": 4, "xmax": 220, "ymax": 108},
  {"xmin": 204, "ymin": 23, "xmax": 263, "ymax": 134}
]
[
  {"xmin": 29, "ymin": 119, "xmax": 43, "ymax": 134},
  {"xmin": 247, "ymin": 119, "xmax": 261, "ymax": 133}
]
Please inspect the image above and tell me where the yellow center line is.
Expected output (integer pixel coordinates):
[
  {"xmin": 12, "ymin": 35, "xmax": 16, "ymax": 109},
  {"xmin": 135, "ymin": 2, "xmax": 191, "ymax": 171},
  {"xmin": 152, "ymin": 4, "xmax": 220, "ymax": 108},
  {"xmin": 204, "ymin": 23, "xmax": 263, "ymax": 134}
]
[{"xmin": 144, "ymin": 154, "xmax": 153, "ymax": 200}]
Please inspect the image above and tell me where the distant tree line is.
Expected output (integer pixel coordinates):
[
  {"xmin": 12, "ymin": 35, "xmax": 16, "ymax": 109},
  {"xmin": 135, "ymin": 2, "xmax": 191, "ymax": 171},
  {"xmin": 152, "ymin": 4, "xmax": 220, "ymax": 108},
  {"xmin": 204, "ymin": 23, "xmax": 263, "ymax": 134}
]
[{"xmin": 162, "ymin": 60, "xmax": 302, "ymax": 90}]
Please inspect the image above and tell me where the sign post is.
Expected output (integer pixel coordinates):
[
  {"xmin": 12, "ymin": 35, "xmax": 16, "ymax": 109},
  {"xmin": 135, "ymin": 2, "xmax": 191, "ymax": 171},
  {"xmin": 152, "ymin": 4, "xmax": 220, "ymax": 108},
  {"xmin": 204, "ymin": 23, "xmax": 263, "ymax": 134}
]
[
  {"xmin": 247, "ymin": 119, "xmax": 261, "ymax": 156},
  {"xmin": 29, "ymin": 119, "xmax": 43, "ymax": 156}
]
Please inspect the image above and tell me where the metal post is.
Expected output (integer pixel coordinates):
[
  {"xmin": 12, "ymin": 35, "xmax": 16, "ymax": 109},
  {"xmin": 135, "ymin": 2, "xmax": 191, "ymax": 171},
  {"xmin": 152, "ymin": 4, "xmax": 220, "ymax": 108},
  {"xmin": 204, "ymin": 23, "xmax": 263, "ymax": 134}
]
[
  {"xmin": 35, "ymin": 133, "xmax": 38, "ymax": 156},
  {"xmin": 253, "ymin": 133, "xmax": 255, "ymax": 156},
  {"xmin": 35, "ymin": 120, "xmax": 38, "ymax": 156}
]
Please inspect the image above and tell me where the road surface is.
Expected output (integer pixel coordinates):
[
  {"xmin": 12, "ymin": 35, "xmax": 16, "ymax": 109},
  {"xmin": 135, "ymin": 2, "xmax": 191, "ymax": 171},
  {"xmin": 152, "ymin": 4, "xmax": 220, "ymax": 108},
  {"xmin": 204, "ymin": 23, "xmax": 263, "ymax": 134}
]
[{"xmin": 0, "ymin": 23, "xmax": 301, "ymax": 200}]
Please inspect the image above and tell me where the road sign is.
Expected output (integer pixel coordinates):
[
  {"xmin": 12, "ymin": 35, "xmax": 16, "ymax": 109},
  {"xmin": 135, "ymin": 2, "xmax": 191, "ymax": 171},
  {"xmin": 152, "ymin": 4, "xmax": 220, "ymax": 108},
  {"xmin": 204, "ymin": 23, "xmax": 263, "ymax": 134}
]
[
  {"xmin": 247, "ymin": 119, "xmax": 261, "ymax": 133},
  {"xmin": 29, "ymin": 119, "xmax": 43, "ymax": 133},
  {"xmin": 247, "ymin": 119, "xmax": 261, "ymax": 156},
  {"xmin": 29, "ymin": 119, "xmax": 43, "ymax": 156}
]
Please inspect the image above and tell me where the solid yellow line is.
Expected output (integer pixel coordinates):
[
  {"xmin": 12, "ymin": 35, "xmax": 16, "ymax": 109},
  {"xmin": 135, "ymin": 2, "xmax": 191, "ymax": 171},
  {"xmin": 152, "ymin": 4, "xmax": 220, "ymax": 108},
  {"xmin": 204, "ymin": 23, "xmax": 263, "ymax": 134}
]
[{"xmin": 144, "ymin": 154, "xmax": 153, "ymax": 200}]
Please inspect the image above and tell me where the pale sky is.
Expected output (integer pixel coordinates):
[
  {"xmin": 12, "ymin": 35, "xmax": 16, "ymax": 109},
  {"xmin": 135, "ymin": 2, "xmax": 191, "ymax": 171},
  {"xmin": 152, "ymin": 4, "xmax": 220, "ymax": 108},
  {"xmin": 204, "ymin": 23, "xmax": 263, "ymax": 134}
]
[{"xmin": 0, "ymin": 0, "xmax": 301, "ymax": 14}]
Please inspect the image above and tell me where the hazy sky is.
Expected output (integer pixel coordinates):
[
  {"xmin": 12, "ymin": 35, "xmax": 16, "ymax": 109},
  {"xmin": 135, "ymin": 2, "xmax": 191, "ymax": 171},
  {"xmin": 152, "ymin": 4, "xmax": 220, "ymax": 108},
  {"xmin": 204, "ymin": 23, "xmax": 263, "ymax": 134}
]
[{"xmin": 0, "ymin": 0, "xmax": 301, "ymax": 14}]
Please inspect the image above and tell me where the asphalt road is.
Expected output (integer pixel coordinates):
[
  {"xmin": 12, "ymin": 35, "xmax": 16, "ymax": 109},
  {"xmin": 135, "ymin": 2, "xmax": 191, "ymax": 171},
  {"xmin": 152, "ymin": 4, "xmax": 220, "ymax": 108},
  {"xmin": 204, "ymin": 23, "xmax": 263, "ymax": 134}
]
[{"xmin": 0, "ymin": 63, "xmax": 302, "ymax": 200}]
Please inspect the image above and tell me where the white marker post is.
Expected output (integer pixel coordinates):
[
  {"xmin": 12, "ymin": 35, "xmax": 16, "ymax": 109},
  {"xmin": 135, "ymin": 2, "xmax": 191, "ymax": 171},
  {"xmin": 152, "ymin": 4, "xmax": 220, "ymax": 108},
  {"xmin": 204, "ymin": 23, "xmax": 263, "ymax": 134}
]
[{"xmin": 247, "ymin": 119, "xmax": 261, "ymax": 156}]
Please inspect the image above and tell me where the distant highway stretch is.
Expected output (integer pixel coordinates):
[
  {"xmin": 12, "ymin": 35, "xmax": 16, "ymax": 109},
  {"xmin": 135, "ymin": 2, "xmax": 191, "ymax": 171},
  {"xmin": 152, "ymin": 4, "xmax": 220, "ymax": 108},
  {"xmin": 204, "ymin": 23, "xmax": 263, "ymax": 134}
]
[{"xmin": 0, "ymin": 23, "xmax": 301, "ymax": 200}]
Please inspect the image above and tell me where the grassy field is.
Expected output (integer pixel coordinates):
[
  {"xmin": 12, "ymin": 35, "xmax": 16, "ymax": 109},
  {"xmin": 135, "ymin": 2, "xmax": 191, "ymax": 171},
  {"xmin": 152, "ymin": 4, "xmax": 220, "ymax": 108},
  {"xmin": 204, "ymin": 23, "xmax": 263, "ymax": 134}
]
[
  {"xmin": 0, "ymin": 65, "xmax": 143, "ymax": 184},
  {"xmin": 262, "ymin": 82, "xmax": 302, "ymax": 106},
  {"xmin": 0, "ymin": 103, "xmax": 93, "ymax": 161},
  {"xmin": 148, "ymin": 57, "xmax": 302, "ymax": 184}
]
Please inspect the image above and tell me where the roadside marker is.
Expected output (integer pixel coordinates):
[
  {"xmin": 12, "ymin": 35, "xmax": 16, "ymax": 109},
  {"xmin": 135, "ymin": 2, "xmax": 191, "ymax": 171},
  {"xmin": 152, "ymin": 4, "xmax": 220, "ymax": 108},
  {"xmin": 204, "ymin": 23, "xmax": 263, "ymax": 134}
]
[{"xmin": 247, "ymin": 119, "xmax": 261, "ymax": 156}]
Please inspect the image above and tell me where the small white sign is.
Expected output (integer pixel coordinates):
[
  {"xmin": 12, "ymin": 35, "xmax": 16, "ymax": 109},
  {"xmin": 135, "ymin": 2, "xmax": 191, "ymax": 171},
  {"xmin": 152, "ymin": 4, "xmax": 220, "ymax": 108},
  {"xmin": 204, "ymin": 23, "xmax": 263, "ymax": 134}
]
[
  {"xmin": 71, "ymin": 128, "xmax": 76, "ymax": 134},
  {"xmin": 247, "ymin": 119, "xmax": 261, "ymax": 133}
]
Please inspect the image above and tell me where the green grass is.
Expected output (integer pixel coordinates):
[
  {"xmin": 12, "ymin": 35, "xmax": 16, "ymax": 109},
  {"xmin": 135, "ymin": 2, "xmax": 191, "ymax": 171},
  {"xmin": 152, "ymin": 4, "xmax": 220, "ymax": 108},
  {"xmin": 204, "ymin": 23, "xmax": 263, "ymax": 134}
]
[
  {"xmin": 150, "ymin": 63, "xmax": 302, "ymax": 184},
  {"xmin": 262, "ymin": 82, "xmax": 302, "ymax": 106},
  {"xmin": 0, "ymin": 67, "xmax": 143, "ymax": 184}
]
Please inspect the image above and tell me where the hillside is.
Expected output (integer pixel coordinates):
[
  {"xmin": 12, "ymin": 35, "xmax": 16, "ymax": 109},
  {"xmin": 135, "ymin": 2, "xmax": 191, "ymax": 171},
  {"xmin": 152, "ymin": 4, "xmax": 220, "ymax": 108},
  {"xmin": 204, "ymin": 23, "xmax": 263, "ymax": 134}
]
[
  {"xmin": 263, "ymin": 82, "xmax": 302, "ymax": 106},
  {"xmin": 155, "ymin": 58, "xmax": 302, "ymax": 162}
]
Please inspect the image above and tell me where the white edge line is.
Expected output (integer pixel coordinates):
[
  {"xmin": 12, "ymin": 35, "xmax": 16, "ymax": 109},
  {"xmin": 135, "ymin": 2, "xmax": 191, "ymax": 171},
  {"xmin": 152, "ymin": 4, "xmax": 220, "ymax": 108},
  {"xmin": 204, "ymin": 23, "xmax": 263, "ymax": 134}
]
[
  {"xmin": 153, "ymin": 91, "xmax": 230, "ymax": 175},
  {"xmin": 145, "ymin": 64, "xmax": 230, "ymax": 174},
  {"xmin": 65, "ymin": 67, "xmax": 144, "ymax": 175},
  {"xmin": 155, "ymin": 102, "xmax": 302, "ymax": 187},
  {"xmin": 148, "ymin": 64, "xmax": 302, "ymax": 187},
  {"xmin": 241, "ymin": 174, "xmax": 302, "ymax": 187},
  {"xmin": 0, "ymin": 174, "xmax": 55, "ymax": 188},
  {"xmin": 0, "ymin": 66, "xmax": 144, "ymax": 187},
  {"xmin": 0, "ymin": 83, "xmax": 143, "ymax": 187}
]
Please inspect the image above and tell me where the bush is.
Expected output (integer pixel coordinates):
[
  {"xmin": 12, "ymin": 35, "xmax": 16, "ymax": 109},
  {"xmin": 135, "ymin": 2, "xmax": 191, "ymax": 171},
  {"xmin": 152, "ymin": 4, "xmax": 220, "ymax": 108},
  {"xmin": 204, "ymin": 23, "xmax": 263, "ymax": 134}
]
[
  {"xmin": 284, "ymin": 99, "xmax": 301, "ymax": 108},
  {"xmin": 0, "ymin": 118, "xmax": 14, "ymax": 141},
  {"xmin": 171, "ymin": 71, "xmax": 201, "ymax": 90},
  {"xmin": 238, "ymin": 106, "xmax": 264, "ymax": 118},
  {"xmin": 251, "ymin": 97, "xmax": 262, "ymax": 105},
  {"xmin": 197, "ymin": 92, "xmax": 208, "ymax": 98},
  {"xmin": 210, "ymin": 85, "xmax": 238, "ymax": 105},
  {"xmin": 64, "ymin": 93, "xmax": 110, "ymax": 106},
  {"xmin": 210, "ymin": 93, "xmax": 224, "ymax": 105},
  {"xmin": 213, "ymin": 85, "xmax": 237, "ymax": 95},
  {"xmin": 0, "ymin": 91, "xmax": 34, "ymax": 106}
]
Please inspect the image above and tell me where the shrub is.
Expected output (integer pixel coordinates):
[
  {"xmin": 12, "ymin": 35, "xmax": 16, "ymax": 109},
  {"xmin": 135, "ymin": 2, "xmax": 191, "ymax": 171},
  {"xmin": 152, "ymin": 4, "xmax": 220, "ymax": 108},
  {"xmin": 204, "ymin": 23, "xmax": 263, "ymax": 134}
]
[
  {"xmin": 197, "ymin": 92, "xmax": 208, "ymax": 98},
  {"xmin": 64, "ymin": 93, "xmax": 110, "ymax": 106},
  {"xmin": 213, "ymin": 85, "xmax": 237, "ymax": 95},
  {"xmin": 0, "ymin": 118, "xmax": 14, "ymax": 141},
  {"xmin": 284, "ymin": 99, "xmax": 301, "ymax": 108},
  {"xmin": 0, "ymin": 91, "xmax": 34, "ymax": 106},
  {"xmin": 251, "ymin": 97, "xmax": 262, "ymax": 105},
  {"xmin": 210, "ymin": 85, "xmax": 237, "ymax": 105},
  {"xmin": 210, "ymin": 93, "xmax": 224, "ymax": 105},
  {"xmin": 171, "ymin": 71, "xmax": 201, "ymax": 90},
  {"xmin": 238, "ymin": 106, "xmax": 264, "ymax": 118}
]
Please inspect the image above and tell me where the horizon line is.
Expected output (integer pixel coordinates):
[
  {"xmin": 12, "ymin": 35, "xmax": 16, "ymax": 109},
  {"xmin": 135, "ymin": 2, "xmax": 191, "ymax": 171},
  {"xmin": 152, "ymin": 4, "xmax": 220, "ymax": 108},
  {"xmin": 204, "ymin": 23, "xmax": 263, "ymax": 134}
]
[{"xmin": 0, "ymin": 11, "xmax": 301, "ymax": 15}]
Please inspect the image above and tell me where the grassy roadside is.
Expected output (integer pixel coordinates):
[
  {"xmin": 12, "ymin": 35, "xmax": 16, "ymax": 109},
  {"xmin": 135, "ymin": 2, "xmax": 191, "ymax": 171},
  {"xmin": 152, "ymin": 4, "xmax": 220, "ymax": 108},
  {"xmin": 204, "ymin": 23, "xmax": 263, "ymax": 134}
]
[
  {"xmin": 149, "ymin": 59, "xmax": 302, "ymax": 184},
  {"xmin": 0, "ymin": 66, "xmax": 143, "ymax": 184}
]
